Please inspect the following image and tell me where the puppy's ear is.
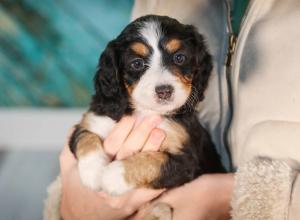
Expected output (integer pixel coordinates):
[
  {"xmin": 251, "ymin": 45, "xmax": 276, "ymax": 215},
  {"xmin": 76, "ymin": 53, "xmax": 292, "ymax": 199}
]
[
  {"xmin": 189, "ymin": 27, "xmax": 213, "ymax": 101},
  {"xmin": 95, "ymin": 40, "xmax": 120, "ymax": 97},
  {"xmin": 90, "ymin": 40, "xmax": 130, "ymax": 120}
]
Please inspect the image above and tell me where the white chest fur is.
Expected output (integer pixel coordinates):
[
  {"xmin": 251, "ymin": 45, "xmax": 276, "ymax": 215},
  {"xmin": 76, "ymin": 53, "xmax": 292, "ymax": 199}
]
[{"xmin": 83, "ymin": 112, "xmax": 116, "ymax": 139}]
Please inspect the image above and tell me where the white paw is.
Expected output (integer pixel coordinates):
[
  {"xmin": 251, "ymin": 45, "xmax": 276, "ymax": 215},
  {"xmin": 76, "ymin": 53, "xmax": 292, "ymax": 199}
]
[
  {"xmin": 101, "ymin": 160, "xmax": 134, "ymax": 196},
  {"xmin": 78, "ymin": 150, "xmax": 109, "ymax": 190},
  {"xmin": 146, "ymin": 203, "xmax": 172, "ymax": 220}
]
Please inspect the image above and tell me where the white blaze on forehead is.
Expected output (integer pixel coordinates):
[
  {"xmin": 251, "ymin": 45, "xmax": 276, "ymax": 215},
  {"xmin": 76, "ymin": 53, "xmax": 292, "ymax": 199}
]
[
  {"xmin": 139, "ymin": 21, "xmax": 161, "ymax": 56},
  {"xmin": 132, "ymin": 20, "xmax": 190, "ymax": 114},
  {"xmin": 139, "ymin": 20, "xmax": 162, "ymax": 72}
]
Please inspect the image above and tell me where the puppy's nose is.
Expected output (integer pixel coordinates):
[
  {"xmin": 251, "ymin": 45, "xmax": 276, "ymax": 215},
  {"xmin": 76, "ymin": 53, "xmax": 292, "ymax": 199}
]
[{"xmin": 155, "ymin": 84, "xmax": 174, "ymax": 100}]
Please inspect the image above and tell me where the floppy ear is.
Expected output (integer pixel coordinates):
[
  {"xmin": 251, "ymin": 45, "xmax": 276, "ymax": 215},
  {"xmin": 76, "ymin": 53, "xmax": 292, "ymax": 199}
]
[
  {"xmin": 190, "ymin": 27, "xmax": 213, "ymax": 101},
  {"xmin": 89, "ymin": 40, "xmax": 131, "ymax": 120}
]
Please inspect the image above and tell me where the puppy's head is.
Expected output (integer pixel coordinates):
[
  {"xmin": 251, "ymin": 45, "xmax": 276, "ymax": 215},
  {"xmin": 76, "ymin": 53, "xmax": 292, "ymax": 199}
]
[{"xmin": 92, "ymin": 15, "xmax": 212, "ymax": 119}]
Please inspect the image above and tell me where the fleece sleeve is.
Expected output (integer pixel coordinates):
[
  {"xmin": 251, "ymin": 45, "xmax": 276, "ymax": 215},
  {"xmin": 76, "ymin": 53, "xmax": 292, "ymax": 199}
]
[
  {"xmin": 289, "ymin": 173, "xmax": 300, "ymax": 220},
  {"xmin": 230, "ymin": 157, "xmax": 300, "ymax": 220}
]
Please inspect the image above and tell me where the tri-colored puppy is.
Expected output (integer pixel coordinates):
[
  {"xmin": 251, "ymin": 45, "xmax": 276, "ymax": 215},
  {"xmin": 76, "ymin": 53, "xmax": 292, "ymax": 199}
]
[{"xmin": 44, "ymin": 15, "xmax": 225, "ymax": 220}]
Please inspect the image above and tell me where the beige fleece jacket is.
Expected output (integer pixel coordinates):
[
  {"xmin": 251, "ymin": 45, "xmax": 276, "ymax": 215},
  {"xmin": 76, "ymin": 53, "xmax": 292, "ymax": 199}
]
[
  {"xmin": 227, "ymin": 0, "xmax": 300, "ymax": 219},
  {"xmin": 132, "ymin": 0, "xmax": 300, "ymax": 219}
]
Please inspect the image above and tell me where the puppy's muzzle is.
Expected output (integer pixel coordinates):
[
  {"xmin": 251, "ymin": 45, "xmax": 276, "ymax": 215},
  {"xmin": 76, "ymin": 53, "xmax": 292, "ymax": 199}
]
[{"xmin": 155, "ymin": 84, "xmax": 174, "ymax": 101}]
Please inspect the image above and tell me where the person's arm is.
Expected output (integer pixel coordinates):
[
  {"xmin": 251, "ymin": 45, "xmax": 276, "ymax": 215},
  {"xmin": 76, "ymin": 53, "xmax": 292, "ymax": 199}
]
[
  {"xmin": 60, "ymin": 116, "xmax": 166, "ymax": 220},
  {"xmin": 132, "ymin": 173, "xmax": 234, "ymax": 220},
  {"xmin": 151, "ymin": 158, "xmax": 300, "ymax": 220}
]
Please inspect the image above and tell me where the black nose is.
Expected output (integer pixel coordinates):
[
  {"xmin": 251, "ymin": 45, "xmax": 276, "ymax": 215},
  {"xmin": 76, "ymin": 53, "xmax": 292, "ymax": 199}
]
[{"xmin": 155, "ymin": 84, "xmax": 174, "ymax": 100}]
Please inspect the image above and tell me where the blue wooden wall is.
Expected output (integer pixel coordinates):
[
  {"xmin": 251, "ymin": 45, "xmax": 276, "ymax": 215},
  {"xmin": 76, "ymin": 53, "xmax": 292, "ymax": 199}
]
[{"xmin": 0, "ymin": 0, "xmax": 133, "ymax": 107}]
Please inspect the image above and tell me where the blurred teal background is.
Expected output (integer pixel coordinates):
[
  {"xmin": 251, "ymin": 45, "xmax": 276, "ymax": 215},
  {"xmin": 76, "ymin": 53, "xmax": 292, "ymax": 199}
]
[
  {"xmin": 0, "ymin": 1, "xmax": 133, "ymax": 219},
  {"xmin": 0, "ymin": 0, "xmax": 133, "ymax": 107}
]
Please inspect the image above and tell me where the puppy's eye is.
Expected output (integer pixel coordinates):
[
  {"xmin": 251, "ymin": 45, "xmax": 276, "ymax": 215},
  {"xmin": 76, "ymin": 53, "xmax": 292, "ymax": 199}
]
[
  {"xmin": 173, "ymin": 53, "xmax": 186, "ymax": 65},
  {"xmin": 130, "ymin": 58, "xmax": 145, "ymax": 71}
]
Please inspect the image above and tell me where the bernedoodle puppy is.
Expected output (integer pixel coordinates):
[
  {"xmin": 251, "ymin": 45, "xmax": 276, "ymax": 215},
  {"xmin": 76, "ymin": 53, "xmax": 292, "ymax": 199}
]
[{"xmin": 44, "ymin": 15, "xmax": 225, "ymax": 220}]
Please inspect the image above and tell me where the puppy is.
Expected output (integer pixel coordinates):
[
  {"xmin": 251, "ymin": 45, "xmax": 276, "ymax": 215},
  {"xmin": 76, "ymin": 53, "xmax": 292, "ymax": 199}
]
[{"xmin": 44, "ymin": 15, "xmax": 225, "ymax": 220}]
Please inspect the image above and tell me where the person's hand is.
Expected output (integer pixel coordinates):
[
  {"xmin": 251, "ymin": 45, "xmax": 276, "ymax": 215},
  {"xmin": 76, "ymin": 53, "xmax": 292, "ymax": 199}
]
[
  {"xmin": 60, "ymin": 115, "xmax": 166, "ymax": 220},
  {"xmin": 132, "ymin": 173, "xmax": 234, "ymax": 220}
]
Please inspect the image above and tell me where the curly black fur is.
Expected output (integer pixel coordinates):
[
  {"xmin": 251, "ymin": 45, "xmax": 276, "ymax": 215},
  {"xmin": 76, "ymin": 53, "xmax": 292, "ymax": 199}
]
[{"xmin": 89, "ymin": 40, "xmax": 133, "ymax": 121}]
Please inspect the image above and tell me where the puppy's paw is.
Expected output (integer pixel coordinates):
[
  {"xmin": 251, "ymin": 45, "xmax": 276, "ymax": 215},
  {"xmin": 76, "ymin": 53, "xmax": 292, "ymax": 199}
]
[
  {"xmin": 101, "ymin": 160, "xmax": 134, "ymax": 196},
  {"xmin": 141, "ymin": 203, "xmax": 173, "ymax": 220},
  {"xmin": 78, "ymin": 150, "xmax": 109, "ymax": 191}
]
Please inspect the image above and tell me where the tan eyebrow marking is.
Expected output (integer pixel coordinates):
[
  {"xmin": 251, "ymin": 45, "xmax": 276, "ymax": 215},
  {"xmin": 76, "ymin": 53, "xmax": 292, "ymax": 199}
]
[
  {"xmin": 130, "ymin": 42, "xmax": 149, "ymax": 57},
  {"xmin": 165, "ymin": 39, "xmax": 181, "ymax": 53}
]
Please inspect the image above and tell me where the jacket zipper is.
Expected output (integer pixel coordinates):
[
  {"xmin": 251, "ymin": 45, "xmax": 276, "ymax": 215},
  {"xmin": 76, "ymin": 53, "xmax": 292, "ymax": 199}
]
[
  {"xmin": 224, "ymin": 0, "xmax": 254, "ymax": 170},
  {"xmin": 226, "ymin": 34, "xmax": 237, "ymax": 67},
  {"xmin": 225, "ymin": 0, "xmax": 253, "ymax": 68}
]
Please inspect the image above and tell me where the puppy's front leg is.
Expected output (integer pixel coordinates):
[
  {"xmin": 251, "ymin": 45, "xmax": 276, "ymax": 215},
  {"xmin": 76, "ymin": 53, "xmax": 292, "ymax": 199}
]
[
  {"xmin": 70, "ymin": 127, "xmax": 110, "ymax": 190},
  {"xmin": 101, "ymin": 151, "xmax": 167, "ymax": 195},
  {"xmin": 70, "ymin": 112, "xmax": 115, "ymax": 190},
  {"xmin": 101, "ymin": 150, "xmax": 197, "ymax": 195}
]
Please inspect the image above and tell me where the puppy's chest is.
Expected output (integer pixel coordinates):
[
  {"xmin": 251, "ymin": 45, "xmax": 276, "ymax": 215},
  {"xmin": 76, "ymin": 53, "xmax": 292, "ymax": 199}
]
[
  {"xmin": 157, "ymin": 119, "xmax": 188, "ymax": 153},
  {"xmin": 84, "ymin": 112, "xmax": 188, "ymax": 154},
  {"xmin": 132, "ymin": 112, "xmax": 189, "ymax": 153}
]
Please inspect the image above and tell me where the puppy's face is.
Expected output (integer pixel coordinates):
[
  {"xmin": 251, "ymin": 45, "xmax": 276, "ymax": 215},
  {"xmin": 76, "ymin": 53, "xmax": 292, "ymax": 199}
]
[
  {"xmin": 122, "ymin": 21, "xmax": 196, "ymax": 114},
  {"xmin": 94, "ymin": 15, "xmax": 212, "ymax": 117}
]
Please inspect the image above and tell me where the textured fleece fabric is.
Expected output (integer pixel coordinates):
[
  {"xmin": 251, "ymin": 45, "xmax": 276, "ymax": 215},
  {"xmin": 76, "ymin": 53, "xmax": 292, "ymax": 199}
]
[
  {"xmin": 43, "ymin": 176, "xmax": 62, "ymax": 220},
  {"xmin": 231, "ymin": 157, "xmax": 300, "ymax": 220}
]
